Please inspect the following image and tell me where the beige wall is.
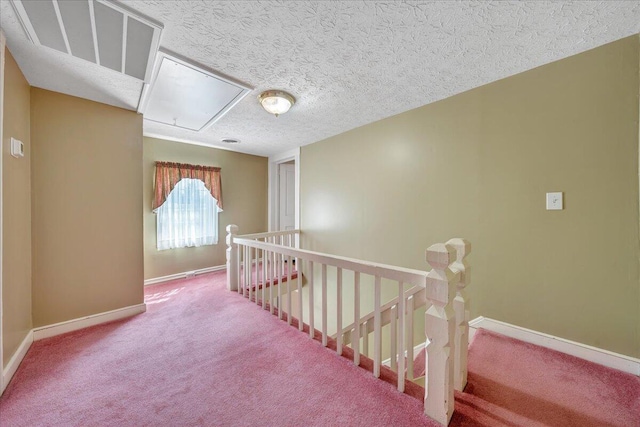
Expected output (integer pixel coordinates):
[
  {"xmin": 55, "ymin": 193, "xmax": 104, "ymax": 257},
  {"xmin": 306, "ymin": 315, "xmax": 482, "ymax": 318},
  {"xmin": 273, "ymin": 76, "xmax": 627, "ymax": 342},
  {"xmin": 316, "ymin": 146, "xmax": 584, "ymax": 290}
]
[
  {"xmin": 31, "ymin": 88, "xmax": 143, "ymax": 327},
  {"xmin": 2, "ymin": 49, "xmax": 32, "ymax": 367},
  {"xmin": 301, "ymin": 35, "xmax": 640, "ymax": 358},
  {"xmin": 143, "ymin": 137, "xmax": 268, "ymax": 280}
]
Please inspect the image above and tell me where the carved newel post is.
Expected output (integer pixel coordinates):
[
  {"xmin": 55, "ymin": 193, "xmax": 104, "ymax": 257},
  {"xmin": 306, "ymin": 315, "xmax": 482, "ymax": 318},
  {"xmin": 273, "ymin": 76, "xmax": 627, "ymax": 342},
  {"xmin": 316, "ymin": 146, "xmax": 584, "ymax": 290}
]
[
  {"xmin": 424, "ymin": 243, "xmax": 459, "ymax": 426},
  {"xmin": 446, "ymin": 238, "xmax": 471, "ymax": 392},
  {"xmin": 226, "ymin": 224, "xmax": 238, "ymax": 291}
]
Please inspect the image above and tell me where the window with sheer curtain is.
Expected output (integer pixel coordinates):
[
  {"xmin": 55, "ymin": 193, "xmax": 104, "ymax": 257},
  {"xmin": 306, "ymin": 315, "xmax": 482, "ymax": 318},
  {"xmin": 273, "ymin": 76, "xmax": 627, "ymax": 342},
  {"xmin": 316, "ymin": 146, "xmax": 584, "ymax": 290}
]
[{"xmin": 153, "ymin": 162, "xmax": 223, "ymax": 251}]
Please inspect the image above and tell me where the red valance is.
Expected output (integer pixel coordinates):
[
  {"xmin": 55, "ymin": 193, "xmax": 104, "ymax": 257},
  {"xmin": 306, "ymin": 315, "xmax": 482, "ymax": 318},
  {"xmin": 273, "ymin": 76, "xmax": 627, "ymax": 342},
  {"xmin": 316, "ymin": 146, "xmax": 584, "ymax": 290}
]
[{"xmin": 153, "ymin": 161, "xmax": 223, "ymax": 211}]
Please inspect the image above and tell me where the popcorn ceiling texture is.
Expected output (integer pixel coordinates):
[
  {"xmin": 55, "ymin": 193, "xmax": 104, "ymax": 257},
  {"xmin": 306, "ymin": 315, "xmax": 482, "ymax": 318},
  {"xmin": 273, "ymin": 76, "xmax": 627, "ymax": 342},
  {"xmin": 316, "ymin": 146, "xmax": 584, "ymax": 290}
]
[{"xmin": 2, "ymin": 1, "xmax": 639, "ymax": 157}]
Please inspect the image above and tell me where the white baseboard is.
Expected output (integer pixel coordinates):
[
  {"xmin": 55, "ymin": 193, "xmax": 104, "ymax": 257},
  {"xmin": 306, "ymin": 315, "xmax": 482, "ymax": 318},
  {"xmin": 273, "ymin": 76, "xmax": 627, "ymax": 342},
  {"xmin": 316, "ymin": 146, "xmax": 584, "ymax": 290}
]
[
  {"xmin": 1, "ymin": 330, "xmax": 34, "ymax": 395},
  {"xmin": 382, "ymin": 342, "xmax": 425, "ymax": 367},
  {"xmin": 144, "ymin": 264, "xmax": 225, "ymax": 286},
  {"xmin": 33, "ymin": 303, "xmax": 147, "ymax": 341},
  {"xmin": 470, "ymin": 316, "xmax": 640, "ymax": 376}
]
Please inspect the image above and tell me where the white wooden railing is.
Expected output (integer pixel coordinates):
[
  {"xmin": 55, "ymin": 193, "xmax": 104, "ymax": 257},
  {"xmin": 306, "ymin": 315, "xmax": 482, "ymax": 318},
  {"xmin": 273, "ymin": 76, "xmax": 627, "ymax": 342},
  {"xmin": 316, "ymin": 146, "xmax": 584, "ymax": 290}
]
[{"xmin": 226, "ymin": 225, "xmax": 470, "ymax": 426}]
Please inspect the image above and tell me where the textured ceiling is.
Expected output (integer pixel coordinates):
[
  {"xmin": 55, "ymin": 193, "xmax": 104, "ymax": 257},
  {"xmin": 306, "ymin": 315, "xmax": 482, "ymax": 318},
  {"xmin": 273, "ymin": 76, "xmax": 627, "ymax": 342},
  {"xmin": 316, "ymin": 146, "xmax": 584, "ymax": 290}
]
[{"xmin": 2, "ymin": 1, "xmax": 640, "ymax": 157}]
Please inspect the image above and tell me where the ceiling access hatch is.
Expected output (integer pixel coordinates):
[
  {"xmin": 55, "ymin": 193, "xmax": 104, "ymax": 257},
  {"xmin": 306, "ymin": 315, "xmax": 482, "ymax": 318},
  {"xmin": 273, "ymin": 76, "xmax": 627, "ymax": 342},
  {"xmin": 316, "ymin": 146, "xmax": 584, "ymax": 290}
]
[
  {"xmin": 11, "ymin": 0, "xmax": 162, "ymax": 82},
  {"xmin": 138, "ymin": 50, "xmax": 253, "ymax": 132}
]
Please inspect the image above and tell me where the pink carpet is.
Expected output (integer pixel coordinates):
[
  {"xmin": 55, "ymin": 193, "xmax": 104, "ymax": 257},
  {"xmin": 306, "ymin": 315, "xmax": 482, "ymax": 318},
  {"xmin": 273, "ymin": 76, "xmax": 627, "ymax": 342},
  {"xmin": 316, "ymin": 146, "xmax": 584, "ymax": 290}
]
[
  {"xmin": 451, "ymin": 329, "xmax": 640, "ymax": 427},
  {"xmin": 1, "ymin": 270, "xmax": 639, "ymax": 426},
  {"xmin": 0, "ymin": 272, "xmax": 436, "ymax": 427}
]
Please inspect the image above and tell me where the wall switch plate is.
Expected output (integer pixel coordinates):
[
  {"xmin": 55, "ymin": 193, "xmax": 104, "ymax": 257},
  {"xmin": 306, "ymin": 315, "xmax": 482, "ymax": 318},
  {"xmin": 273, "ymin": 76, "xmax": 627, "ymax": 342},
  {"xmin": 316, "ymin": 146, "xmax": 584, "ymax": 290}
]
[
  {"xmin": 10, "ymin": 137, "xmax": 24, "ymax": 158},
  {"xmin": 546, "ymin": 192, "xmax": 563, "ymax": 210}
]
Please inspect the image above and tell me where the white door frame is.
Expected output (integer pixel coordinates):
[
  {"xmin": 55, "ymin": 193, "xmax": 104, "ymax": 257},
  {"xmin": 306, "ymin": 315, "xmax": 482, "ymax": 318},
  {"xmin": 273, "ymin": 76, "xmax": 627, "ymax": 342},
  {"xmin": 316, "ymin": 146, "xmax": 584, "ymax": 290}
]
[
  {"xmin": 268, "ymin": 147, "xmax": 300, "ymax": 232},
  {"xmin": 0, "ymin": 29, "xmax": 7, "ymax": 392}
]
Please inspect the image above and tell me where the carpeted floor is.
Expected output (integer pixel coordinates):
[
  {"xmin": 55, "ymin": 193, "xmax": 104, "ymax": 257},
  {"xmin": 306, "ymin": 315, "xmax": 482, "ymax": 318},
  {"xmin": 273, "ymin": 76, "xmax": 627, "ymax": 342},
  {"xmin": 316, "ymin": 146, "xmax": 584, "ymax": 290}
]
[
  {"xmin": 1, "ymin": 270, "xmax": 639, "ymax": 426},
  {"xmin": 0, "ymin": 272, "xmax": 434, "ymax": 427},
  {"xmin": 452, "ymin": 329, "xmax": 640, "ymax": 427}
]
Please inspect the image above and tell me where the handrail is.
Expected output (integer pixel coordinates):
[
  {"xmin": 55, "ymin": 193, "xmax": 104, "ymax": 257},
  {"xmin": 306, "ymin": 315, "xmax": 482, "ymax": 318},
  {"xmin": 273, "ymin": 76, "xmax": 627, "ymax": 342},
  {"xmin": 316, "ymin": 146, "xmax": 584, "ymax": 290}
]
[
  {"xmin": 226, "ymin": 224, "xmax": 471, "ymax": 427},
  {"xmin": 234, "ymin": 237, "xmax": 428, "ymax": 287},
  {"xmin": 237, "ymin": 229, "xmax": 300, "ymax": 240}
]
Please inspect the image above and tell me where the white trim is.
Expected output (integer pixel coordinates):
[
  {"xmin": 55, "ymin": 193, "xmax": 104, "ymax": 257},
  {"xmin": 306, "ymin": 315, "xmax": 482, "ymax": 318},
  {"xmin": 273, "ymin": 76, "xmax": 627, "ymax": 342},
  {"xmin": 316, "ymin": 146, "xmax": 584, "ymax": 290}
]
[
  {"xmin": 0, "ymin": 29, "xmax": 6, "ymax": 394},
  {"xmin": 1, "ymin": 330, "xmax": 32, "ymax": 395},
  {"xmin": 32, "ymin": 304, "xmax": 147, "ymax": 341},
  {"xmin": 268, "ymin": 147, "xmax": 300, "ymax": 232},
  {"xmin": 382, "ymin": 342, "xmax": 425, "ymax": 367},
  {"xmin": 470, "ymin": 317, "xmax": 640, "ymax": 376},
  {"xmin": 144, "ymin": 264, "xmax": 225, "ymax": 286}
]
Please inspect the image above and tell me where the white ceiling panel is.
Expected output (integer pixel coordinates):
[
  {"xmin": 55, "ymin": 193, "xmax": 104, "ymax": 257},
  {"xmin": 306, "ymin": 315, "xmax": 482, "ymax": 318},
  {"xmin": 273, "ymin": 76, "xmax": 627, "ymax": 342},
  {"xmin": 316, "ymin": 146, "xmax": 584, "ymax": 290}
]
[
  {"xmin": 125, "ymin": 16, "xmax": 154, "ymax": 80},
  {"xmin": 93, "ymin": 0, "xmax": 123, "ymax": 73},
  {"xmin": 140, "ymin": 52, "xmax": 251, "ymax": 131},
  {"xmin": 58, "ymin": 0, "xmax": 95, "ymax": 62},
  {"xmin": 18, "ymin": 0, "xmax": 66, "ymax": 52}
]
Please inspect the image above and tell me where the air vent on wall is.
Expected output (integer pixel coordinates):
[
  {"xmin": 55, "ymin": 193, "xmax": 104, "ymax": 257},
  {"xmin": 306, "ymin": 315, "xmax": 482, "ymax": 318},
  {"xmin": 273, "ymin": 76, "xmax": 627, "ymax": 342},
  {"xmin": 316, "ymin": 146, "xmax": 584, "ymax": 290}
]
[
  {"xmin": 138, "ymin": 50, "xmax": 252, "ymax": 132},
  {"xmin": 11, "ymin": 0, "xmax": 162, "ymax": 82}
]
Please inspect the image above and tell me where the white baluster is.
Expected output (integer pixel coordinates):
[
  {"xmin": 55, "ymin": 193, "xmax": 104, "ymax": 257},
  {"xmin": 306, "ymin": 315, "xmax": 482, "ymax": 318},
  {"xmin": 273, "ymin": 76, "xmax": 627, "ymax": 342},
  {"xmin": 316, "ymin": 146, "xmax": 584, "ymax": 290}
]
[
  {"xmin": 248, "ymin": 247, "xmax": 254, "ymax": 302},
  {"xmin": 397, "ymin": 281, "xmax": 405, "ymax": 392},
  {"xmin": 287, "ymin": 255, "xmax": 292, "ymax": 325},
  {"xmin": 278, "ymin": 236, "xmax": 283, "ymax": 320},
  {"xmin": 308, "ymin": 260, "xmax": 314, "ymax": 338},
  {"xmin": 424, "ymin": 243, "xmax": 458, "ymax": 426},
  {"xmin": 225, "ymin": 225, "xmax": 238, "ymax": 291},
  {"xmin": 244, "ymin": 245, "xmax": 249, "ymax": 298},
  {"xmin": 390, "ymin": 304, "xmax": 398, "ymax": 372},
  {"xmin": 271, "ymin": 237, "xmax": 276, "ymax": 312},
  {"xmin": 236, "ymin": 243, "xmax": 241, "ymax": 294},
  {"xmin": 406, "ymin": 295, "xmax": 414, "ymax": 380},
  {"xmin": 336, "ymin": 267, "xmax": 343, "ymax": 356},
  {"xmin": 298, "ymin": 257, "xmax": 304, "ymax": 332},
  {"xmin": 254, "ymin": 248, "xmax": 259, "ymax": 305},
  {"xmin": 353, "ymin": 271, "xmax": 361, "ymax": 366},
  {"xmin": 373, "ymin": 275, "xmax": 382, "ymax": 378},
  {"xmin": 446, "ymin": 238, "xmax": 471, "ymax": 392},
  {"xmin": 262, "ymin": 246, "xmax": 267, "ymax": 309},
  {"xmin": 322, "ymin": 264, "xmax": 328, "ymax": 346},
  {"xmin": 362, "ymin": 321, "xmax": 369, "ymax": 357}
]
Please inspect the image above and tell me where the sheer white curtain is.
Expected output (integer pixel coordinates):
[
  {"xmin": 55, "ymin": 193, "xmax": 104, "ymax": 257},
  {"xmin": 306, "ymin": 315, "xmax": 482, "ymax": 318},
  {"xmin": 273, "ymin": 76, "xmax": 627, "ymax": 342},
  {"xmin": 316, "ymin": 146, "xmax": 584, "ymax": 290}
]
[{"xmin": 156, "ymin": 178, "xmax": 220, "ymax": 251}]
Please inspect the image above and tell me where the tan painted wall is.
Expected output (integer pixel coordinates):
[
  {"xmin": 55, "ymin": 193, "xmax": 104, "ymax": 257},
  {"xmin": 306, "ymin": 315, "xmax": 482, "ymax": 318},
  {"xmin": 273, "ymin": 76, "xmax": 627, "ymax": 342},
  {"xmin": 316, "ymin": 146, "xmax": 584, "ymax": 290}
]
[
  {"xmin": 301, "ymin": 35, "xmax": 640, "ymax": 358},
  {"xmin": 2, "ymin": 49, "xmax": 32, "ymax": 367},
  {"xmin": 143, "ymin": 137, "xmax": 268, "ymax": 280},
  {"xmin": 31, "ymin": 88, "xmax": 143, "ymax": 327}
]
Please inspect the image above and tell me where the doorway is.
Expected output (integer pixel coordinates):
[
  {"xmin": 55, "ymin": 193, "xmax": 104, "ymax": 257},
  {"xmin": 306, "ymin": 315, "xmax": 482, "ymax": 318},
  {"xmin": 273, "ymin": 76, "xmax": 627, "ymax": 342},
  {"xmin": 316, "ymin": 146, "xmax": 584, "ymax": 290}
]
[
  {"xmin": 268, "ymin": 148, "xmax": 299, "ymax": 232},
  {"xmin": 278, "ymin": 161, "xmax": 295, "ymax": 231}
]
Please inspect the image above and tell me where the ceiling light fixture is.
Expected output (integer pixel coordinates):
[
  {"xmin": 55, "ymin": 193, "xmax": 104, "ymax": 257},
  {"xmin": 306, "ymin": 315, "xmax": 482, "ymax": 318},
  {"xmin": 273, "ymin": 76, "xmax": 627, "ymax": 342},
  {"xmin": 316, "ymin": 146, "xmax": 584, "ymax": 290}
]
[{"xmin": 258, "ymin": 90, "xmax": 295, "ymax": 117}]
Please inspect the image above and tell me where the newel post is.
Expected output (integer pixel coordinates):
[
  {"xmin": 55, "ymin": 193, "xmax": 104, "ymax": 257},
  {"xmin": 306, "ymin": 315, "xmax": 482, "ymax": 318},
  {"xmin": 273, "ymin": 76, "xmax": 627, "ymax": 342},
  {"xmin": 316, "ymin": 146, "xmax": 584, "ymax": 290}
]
[
  {"xmin": 447, "ymin": 238, "xmax": 471, "ymax": 392},
  {"xmin": 226, "ymin": 224, "xmax": 239, "ymax": 291},
  {"xmin": 424, "ymin": 243, "xmax": 459, "ymax": 426}
]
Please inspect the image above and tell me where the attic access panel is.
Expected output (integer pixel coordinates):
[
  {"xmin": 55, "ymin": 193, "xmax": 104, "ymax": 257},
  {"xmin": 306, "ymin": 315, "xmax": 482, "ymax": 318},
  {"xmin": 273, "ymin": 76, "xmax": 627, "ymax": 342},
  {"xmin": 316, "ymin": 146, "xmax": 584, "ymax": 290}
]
[
  {"xmin": 11, "ymin": 0, "xmax": 162, "ymax": 82},
  {"xmin": 138, "ymin": 51, "xmax": 252, "ymax": 132}
]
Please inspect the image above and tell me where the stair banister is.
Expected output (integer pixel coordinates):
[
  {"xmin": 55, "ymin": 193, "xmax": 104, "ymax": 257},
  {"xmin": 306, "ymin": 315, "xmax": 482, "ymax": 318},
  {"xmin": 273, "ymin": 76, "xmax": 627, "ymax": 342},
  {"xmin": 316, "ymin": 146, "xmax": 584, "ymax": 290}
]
[
  {"xmin": 424, "ymin": 243, "xmax": 459, "ymax": 426},
  {"xmin": 225, "ymin": 224, "xmax": 239, "ymax": 291},
  {"xmin": 226, "ymin": 225, "xmax": 470, "ymax": 427},
  {"xmin": 447, "ymin": 238, "xmax": 471, "ymax": 391}
]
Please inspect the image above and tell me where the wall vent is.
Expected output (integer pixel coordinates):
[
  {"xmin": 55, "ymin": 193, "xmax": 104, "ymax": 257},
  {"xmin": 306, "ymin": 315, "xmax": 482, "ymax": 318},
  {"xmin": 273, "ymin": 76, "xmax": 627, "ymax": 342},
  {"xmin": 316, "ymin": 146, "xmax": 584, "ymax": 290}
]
[{"xmin": 11, "ymin": 0, "xmax": 162, "ymax": 82}]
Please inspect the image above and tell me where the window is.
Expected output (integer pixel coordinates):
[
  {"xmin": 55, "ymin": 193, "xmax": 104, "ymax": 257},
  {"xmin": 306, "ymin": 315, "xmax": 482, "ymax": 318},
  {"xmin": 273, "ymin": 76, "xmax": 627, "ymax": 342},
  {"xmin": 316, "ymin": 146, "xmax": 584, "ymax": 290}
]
[
  {"xmin": 156, "ymin": 178, "xmax": 221, "ymax": 250},
  {"xmin": 152, "ymin": 161, "xmax": 223, "ymax": 251}
]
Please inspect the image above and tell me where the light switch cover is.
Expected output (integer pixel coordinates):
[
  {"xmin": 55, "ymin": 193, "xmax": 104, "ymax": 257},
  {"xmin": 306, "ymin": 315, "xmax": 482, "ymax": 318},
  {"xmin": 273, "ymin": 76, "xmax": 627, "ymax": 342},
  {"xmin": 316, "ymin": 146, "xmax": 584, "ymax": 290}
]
[{"xmin": 546, "ymin": 192, "xmax": 563, "ymax": 210}]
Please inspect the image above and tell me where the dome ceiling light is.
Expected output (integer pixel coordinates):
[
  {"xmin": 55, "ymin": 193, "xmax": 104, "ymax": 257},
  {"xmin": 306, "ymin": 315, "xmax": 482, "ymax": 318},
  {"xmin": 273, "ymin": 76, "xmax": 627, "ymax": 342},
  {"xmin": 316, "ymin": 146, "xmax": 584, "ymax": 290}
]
[{"xmin": 258, "ymin": 90, "xmax": 295, "ymax": 117}]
